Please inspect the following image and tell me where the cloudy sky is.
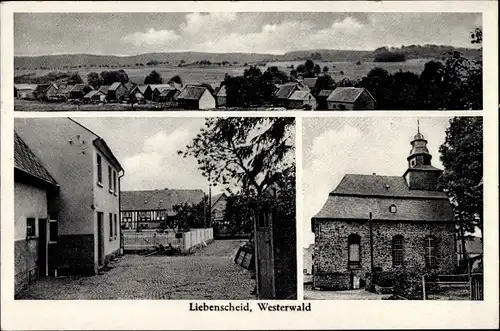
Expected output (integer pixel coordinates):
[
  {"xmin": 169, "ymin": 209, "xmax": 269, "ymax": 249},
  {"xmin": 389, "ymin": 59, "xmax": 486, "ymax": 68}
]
[
  {"xmin": 302, "ymin": 116, "xmax": 454, "ymax": 247},
  {"xmin": 15, "ymin": 12, "xmax": 481, "ymax": 56},
  {"xmin": 76, "ymin": 117, "xmax": 218, "ymax": 193}
]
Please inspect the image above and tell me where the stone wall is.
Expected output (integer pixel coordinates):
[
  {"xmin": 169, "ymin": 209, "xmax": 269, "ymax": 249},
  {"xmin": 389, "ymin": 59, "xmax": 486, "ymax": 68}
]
[{"xmin": 313, "ymin": 219, "xmax": 456, "ymax": 289}]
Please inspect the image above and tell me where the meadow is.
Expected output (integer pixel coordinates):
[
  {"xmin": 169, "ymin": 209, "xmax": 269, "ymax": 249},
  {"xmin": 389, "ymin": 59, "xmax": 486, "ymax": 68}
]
[{"xmin": 15, "ymin": 58, "xmax": 430, "ymax": 86}]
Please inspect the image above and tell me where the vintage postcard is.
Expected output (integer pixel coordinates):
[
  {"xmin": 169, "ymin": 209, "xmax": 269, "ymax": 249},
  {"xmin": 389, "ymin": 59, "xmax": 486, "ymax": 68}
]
[{"xmin": 1, "ymin": 1, "xmax": 498, "ymax": 330}]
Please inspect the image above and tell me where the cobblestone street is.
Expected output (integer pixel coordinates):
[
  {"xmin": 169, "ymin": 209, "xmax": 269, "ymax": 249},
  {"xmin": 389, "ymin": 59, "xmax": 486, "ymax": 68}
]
[{"xmin": 17, "ymin": 239, "xmax": 255, "ymax": 300}]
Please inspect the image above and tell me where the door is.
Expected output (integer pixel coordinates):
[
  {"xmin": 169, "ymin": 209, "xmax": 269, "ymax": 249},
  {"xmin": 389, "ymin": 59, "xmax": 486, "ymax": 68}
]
[
  {"xmin": 97, "ymin": 212, "xmax": 105, "ymax": 267},
  {"xmin": 254, "ymin": 208, "xmax": 275, "ymax": 299},
  {"xmin": 38, "ymin": 218, "xmax": 48, "ymax": 277},
  {"xmin": 47, "ymin": 216, "xmax": 58, "ymax": 276}
]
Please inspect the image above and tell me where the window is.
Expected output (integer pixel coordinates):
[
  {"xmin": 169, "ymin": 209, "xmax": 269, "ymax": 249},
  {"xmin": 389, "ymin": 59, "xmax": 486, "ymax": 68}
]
[
  {"xmin": 97, "ymin": 154, "xmax": 102, "ymax": 185},
  {"xmin": 410, "ymin": 159, "xmax": 416, "ymax": 167},
  {"xmin": 108, "ymin": 166, "xmax": 112, "ymax": 192},
  {"xmin": 109, "ymin": 213, "xmax": 113, "ymax": 240},
  {"xmin": 392, "ymin": 235, "xmax": 404, "ymax": 266},
  {"xmin": 26, "ymin": 218, "xmax": 36, "ymax": 237},
  {"xmin": 113, "ymin": 170, "xmax": 117, "ymax": 195},
  {"xmin": 348, "ymin": 234, "xmax": 361, "ymax": 267},
  {"xmin": 49, "ymin": 220, "xmax": 58, "ymax": 242},
  {"xmin": 424, "ymin": 236, "xmax": 437, "ymax": 268},
  {"xmin": 389, "ymin": 204, "xmax": 397, "ymax": 213},
  {"xmin": 114, "ymin": 214, "xmax": 118, "ymax": 239}
]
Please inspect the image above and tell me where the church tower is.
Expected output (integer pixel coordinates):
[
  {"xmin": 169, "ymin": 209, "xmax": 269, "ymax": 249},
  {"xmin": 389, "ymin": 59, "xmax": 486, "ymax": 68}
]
[{"xmin": 403, "ymin": 122, "xmax": 442, "ymax": 191}]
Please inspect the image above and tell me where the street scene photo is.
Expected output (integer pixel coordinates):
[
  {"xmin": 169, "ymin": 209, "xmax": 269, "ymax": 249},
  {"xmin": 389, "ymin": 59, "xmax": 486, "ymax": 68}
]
[
  {"xmin": 14, "ymin": 117, "xmax": 296, "ymax": 300},
  {"xmin": 302, "ymin": 117, "xmax": 483, "ymax": 300},
  {"xmin": 14, "ymin": 12, "xmax": 482, "ymax": 111}
]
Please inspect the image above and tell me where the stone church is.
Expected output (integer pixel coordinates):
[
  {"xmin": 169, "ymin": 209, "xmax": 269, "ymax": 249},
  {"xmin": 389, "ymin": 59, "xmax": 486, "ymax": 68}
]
[{"xmin": 311, "ymin": 129, "xmax": 456, "ymax": 290}]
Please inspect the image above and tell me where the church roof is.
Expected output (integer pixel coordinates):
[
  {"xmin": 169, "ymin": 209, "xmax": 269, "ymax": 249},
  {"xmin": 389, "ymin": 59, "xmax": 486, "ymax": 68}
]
[{"xmin": 313, "ymin": 174, "xmax": 453, "ymax": 222}]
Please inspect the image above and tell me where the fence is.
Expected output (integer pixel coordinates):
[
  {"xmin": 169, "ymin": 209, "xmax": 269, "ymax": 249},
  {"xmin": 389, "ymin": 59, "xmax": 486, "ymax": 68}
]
[
  {"xmin": 122, "ymin": 228, "xmax": 213, "ymax": 253},
  {"xmin": 422, "ymin": 273, "xmax": 483, "ymax": 300}
]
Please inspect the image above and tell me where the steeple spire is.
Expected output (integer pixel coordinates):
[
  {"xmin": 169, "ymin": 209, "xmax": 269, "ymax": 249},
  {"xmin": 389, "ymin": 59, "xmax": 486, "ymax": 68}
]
[
  {"xmin": 417, "ymin": 119, "xmax": 420, "ymax": 134},
  {"xmin": 407, "ymin": 124, "xmax": 432, "ymax": 168}
]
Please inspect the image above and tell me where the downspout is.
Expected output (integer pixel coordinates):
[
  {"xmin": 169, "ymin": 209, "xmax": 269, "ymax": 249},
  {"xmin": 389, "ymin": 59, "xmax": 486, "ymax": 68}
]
[
  {"xmin": 369, "ymin": 212, "xmax": 374, "ymax": 291},
  {"xmin": 118, "ymin": 169, "xmax": 125, "ymax": 255}
]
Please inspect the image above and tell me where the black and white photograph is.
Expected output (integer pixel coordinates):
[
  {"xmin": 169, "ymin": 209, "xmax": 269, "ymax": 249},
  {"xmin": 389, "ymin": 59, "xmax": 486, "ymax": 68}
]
[
  {"xmin": 14, "ymin": 12, "xmax": 482, "ymax": 111},
  {"xmin": 14, "ymin": 116, "xmax": 296, "ymax": 300},
  {"xmin": 302, "ymin": 116, "xmax": 484, "ymax": 300}
]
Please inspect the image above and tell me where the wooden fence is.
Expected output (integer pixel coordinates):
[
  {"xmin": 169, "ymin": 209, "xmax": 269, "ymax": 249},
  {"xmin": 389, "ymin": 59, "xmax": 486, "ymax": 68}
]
[
  {"xmin": 422, "ymin": 273, "xmax": 483, "ymax": 300},
  {"xmin": 122, "ymin": 228, "xmax": 213, "ymax": 253}
]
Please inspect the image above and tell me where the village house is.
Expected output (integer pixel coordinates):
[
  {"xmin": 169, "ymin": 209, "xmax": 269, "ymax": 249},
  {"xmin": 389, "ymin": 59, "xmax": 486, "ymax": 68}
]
[
  {"xmin": 98, "ymin": 85, "xmax": 110, "ymax": 97},
  {"xmin": 301, "ymin": 77, "xmax": 318, "ymax": 90},
  {"xmin": 55, "ymin": 84, "xmax": 72, "ymax": 101},
  {"xmin": 130, "ymin": 85, "xmax": 153, "ymax": 101},
  {"xmin": 107, "ymin": 82, "xmax": 129, "ymax": 102},
  {"xmin": 303, "ymin": 244, "xmax": 314, "ymax": 284},
  {"xmin": 287, "ymin": 90, "xmax": 317, "ymax": 110},
  {"xmin": 69, "ymin": 84, "xmax": 93, "ymax": 100},
  {"xmin": 316, "ymin": 89, "xmax": 335, "ymax": 110},
  {"xmin": 215, "ymin": 85, "xmax": 227, "ymax": 107},
  {"xmin": 14, "ymin": 132, "xmax": 59, "ymax": 294},
  {"xmin": 156, "ymin": 88, "xmax": 180, "ymax": 106},
  {"xmin": 83, "ymin": 90, "xmax": 107, "ymax": 104},
  {"xmin": 14, "ymin": 84, "xmax": 37, "ymax": 99},
  {"xmin": 176, "ymin": 85, "xmax": 216, "ymax": 110},
  {"xmin": 120, "ymin": 189, "xmax": 205, "ymax": 230},
  {"xmin": 33, "ymin": 83, "xmax": 58, "ymax": 100},
  {"xmin": 150, "ymin": 84, "xmax": 174, "ymax": 101},
  {"xmin": 15, "ymin": 118, "xmax": 124, "ymax": 277},
  {"xmin": 273, "ymin": 82, "xmax": 310, "ymax": 108},
  {"xmin": 210, "ymin": 193, "xmax": 228, "ymax": 237},
  {"xmin": 326, "ymin": 87, "xmax": 376, "ymax": 110},
  {"xmin": 311, "ymin": 129, "xmax": 456, "ymax": 290}
]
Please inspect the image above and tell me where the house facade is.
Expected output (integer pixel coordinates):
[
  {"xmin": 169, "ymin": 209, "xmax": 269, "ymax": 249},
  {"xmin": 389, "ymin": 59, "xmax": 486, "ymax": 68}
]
[
  {"xmin": 312, "ymin": 130, "xmax": 456, "ymax": 290},
  {"xmin": 107, "ymin": 82, "xmax": 129, "ymax": 102},
  {"xmin": 326, "ymin": 87, "xmax": 376, "ymax": 110},
  {"xmin": 33, "ymin": 83, "xmax": 58, "ymax": 100},
  {"xmin": 15, "ymin": 118, "xmax": 124, "ymax": 276},
  {"xmin": 216, "ymin": 85, "xmax": 227, "ymax": 107},
  {"xmin": 14, "ymin": 132, "xmax": 59, "ymax": 294},
  {"xmin": 130, "ymin": 85, "xmax": 153, "ymax": 101},
  {"xmin": 287, "ymin": 90, "xmax": 317, "ymax": 110},
  {"xmin": 177, "ymin": 85, "xmax": 216, "ymax": 110},
  {"xmin": 14, "ymin": 84, "xmax": 37, "ymax": 99},
  {"xmin": 120, "ymin": 189, "xmax": 205, "ymax": 230}
]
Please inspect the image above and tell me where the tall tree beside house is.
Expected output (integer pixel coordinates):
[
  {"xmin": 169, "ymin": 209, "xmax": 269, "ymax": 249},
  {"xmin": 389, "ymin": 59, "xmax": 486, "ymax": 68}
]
[
  {"xmin": 87, "ymin": 72, "xmax": 103, "ymax": 90},
  {"xmin": 172, "ymin": 196, "xmax": 208, "ymax": 231},
  {"xmin": 100, "ymin": 70, "xmax": 129, "ymax": 85},
  {"xmin": 178, "ymin": 117, "xmax": 295, "ymax": 197},
  {"xmin": 439, "ymin": 117, "xmax": 483, "ymax": 269},
  {"xmin": 144, "ymin": 70, "xmax": 164, "ymax": 84},
  {"xmin": 311, "ymin": 75, "xmax": 336, "ymax": 97},
  {"xmin": 67, "ymin": 72, "xmax": 83, "ymax": 85},
  {"xmin": 168, "ymin": 75, "xmax": 183, "ymax": 85}
]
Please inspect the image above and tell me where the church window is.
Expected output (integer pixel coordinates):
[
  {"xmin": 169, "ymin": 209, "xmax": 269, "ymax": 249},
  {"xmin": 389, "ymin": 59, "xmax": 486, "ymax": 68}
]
[
  {"xmin": 392, "ymin": 235, "xmax": 404, "ymax": 266},
  {"xmin": 424, "ymin": 236, "xmax": 437, "ymax": 268},
  {"xmin": 348, "ymin": 234, "xmax": 361, "ymax": 267}
]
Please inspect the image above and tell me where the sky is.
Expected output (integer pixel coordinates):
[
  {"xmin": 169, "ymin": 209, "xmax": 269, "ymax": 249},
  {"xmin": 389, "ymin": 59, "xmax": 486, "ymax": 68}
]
[
  {"xmin": 14, "ymin": 12, "xmax": 481, "ymax": 56},
  {"xmin": 302, "ymin": 116, "xmax": 454, "ymax": 247},
  {"xmin": 76, "ymin": 117, "xmax": 218, "ymax": 193}
]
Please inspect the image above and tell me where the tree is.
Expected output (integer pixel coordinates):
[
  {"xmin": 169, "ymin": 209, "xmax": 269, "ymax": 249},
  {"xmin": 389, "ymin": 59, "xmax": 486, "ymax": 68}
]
[
  {"xmin": 179, "ymin": 117, "xmax": 295, "ymax": 197},
  {"xmin": 312, "ymin": 75, "xmax": 336, "ymax": 97},
  {"xmin": 172, "ymin": 196, "xmax": 208, "ymax": 231},
  {"xmin": 67, "ymin": 72, "xmax": 83, "ymax": 85},
  {"xmin": 322, "ymin": 66, "xmax": 329, "ymax": 74},
  {"xmin": 439, "ymin": 117, "xmax": 483, "ymax": 237},
  {"xmin": 144, "ymin": 70, "xmax": 164, "ymax": 84},
  {"xmin": 87, "ymin": 72, "xmax": 102, "ymax": 89},
  {"xmin": 100, "ymin": 70, "xmax": 129, "ymax": 85},
  {"xmin": 313, "ymin": 64, "xmax": 321, "ymax": 76},
  {"xmin": 168, "ymin": 75, "xmax": 183, "ymax": 85}
]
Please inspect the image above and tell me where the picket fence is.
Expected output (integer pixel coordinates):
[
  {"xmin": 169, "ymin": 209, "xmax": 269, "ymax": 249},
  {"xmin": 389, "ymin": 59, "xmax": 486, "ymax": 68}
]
[{"xmin": 122, "ymin": 228, "xmax": 213, "ymax": 253}]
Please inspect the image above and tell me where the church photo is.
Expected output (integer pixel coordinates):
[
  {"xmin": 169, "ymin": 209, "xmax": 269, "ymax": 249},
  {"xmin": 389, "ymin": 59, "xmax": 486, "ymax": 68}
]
[{"xmin": 302, "ymin": 116, "xmax": 483, "ymax": 300}]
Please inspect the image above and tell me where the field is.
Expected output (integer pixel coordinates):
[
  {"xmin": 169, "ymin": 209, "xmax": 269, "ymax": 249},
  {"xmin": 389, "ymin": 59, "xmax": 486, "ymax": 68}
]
[{"xmin": 15, "ymin": 59, "xmax": 430, "ymax": 86}]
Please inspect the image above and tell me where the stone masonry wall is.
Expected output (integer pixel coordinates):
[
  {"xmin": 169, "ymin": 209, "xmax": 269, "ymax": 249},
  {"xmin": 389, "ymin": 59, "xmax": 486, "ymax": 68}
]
[{"xmin": 313, "ymin": 219, "xmax": 456, "ymax": 290}]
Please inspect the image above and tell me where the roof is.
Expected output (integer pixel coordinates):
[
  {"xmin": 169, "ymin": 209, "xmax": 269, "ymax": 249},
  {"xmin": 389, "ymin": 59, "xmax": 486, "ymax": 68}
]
[
  {"xmin": 275, "ymin": 84, "xmax": 298, "ymax": 100},
  {"xmin": 83, "ymin": 90, "xmax": 104, "ymax": 98},
  {"xmin": 177, "ymin": 85, "xmax": 207, "ymax": 100},
  {"xmin": 109, "ymin": 82, "xmax": 123, "ymax": 91},
  {"xmin": 327, "ymin": 87, "xmax": 372, "ymax": 103},
  {"xmin": 288, "ymin": 90, "xmax": 314, "ymax": 101},
  {"xmin": 57, "ymin": 85, "xmax": 72, "ymax": 94},
  {"xmin": 121, "ymin": 189, "xmax": 205, "ymax": 211},
  {"xmin": 150, "ymin": 84, "xmax": 172, "ymax": 92},
  {"xmin": 159, "ymin": 88, "xmax": 177, "ymax": 99},
  {"xmin": 302, "ymin": 78, "xmax": 318, "ymax": 89},
  {"xmin": 210, "ymin": 193, "xmax": 227, "ymax": 206},
  {"xmin": 14, "ymin": 132, "xmax": 58, "ymax": 186},
  {"xmin": 93, "ymin": 138, "xmax": 123, "ymax": 172},
  {"xmin": 134, "ymin": 85, "xmax": 151, "ymax": 94},
  {"xmin": 318, "ymin": 89, "xmax": 334, "ymax": 97},
  {"xmin": 331, "ymin": 174, "xmax": 447, "ymax": 199},
  {"xmin": 70, "ymin": 84, "xmax": 86, "ymax": 92},
  {"xmin": 15, "ymin": 84, "xmax": 37, "ymax": 91},
  {"xmin": 216, "ymin": 85, "xmax": 226, "ymax": 97},
  {"xmin": 34, "ymin": 83, "xmax": 57, "ymax": 93},
  {"xmin": 465, "ymin": 236, "xmax": 483, "ymax": 254},
  {"xmin": 99, "ymin": 85, "xmax": 110, "ymax": 94}
]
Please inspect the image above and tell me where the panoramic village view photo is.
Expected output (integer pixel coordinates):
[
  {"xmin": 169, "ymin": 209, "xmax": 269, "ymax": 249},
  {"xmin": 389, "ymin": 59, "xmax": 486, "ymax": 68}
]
[
  {"xmin": 14, "ymin": 117, "xmax": 296, "ymax": 300},
  {"xmin": 14, "ymin": 12, "xmax": 482, "ymax": 111},
  {"xmin": 302, "ymin": 117, "xmax": 483, "ymax": 300}
]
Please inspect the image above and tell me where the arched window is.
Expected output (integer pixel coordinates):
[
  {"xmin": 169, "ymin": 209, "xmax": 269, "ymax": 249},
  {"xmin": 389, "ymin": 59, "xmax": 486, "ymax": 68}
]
[
  {"xmin": 392, "ymin": 235, "xmax": 404, "ymax": 266},
  {"xmin": 348, "ymin": 234, "xmax": 361, "ymax": 267},
  {"xmin": 389, "ymin": 204, "xmax": 397, "ymax": 213},
  {"xmin": 424, "ymin": 236, "xmax": 437, "ymax": 268}
]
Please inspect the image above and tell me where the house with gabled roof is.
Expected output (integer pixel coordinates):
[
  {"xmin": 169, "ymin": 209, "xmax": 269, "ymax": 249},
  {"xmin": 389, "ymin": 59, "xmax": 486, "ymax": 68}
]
[
  {"xmin": 107, "ymin": 82, "xmax": 129, "ymax": 102},
  {"xmin": 83, "ymin": 90, "xmax": 107, "ymax": 103},
  {"xmin": 316, "ymin": 89, "xmax": 334, "ymax": 110},
  {"xmin": 14, "ymin": 84, "xmax": 37, "ymax": 99},
  {"xmin": 130, "ymin": 85, "xmax": 153, "ymax": 101},
  {"xmin": 15, "ymin": 117, "xmax": 124, "ymax": 277},
  {"xmin": 14, "ymin": 132, "xmax": 59, "ymax": 294},
  {"xmin": 33, "ymin": 83, "xmax": 58, "ymax": 100},
  {"xmin": 287, "ymin": 90, "xmax": 317, "ymax": 110},
  {"xmin": 69, "ymin": 84, "xmax": 93, "ymax": 100},
  {"xmin": 215, "ymin": 85, "xmax": 227, "ymax": 107},
  {"xmin": 177, "ymin": 85, "xmax": 216, "ymax": 110},
  {"xmin": 120, "ymin": 189, "xmax": 205, "ymax": 230},
  {"xmin": 311, "ymin": 129, "xmax": 456, "ymax": 290},
  {"xmin": 150, "ymin": 84, "xmax": 174, "ymax": 101},
  {"xmin": 326, "ymin": 87, "xmax": 376, "ymax": 110}
]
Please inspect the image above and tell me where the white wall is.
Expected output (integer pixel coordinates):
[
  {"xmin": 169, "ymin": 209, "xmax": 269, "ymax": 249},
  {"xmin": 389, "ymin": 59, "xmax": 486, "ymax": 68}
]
[
  {"xmin": 15, "ymin": 182, "xmax": 47, "ymax": 240},
  {"xmin": 199, "ymin": 90, "xmax": 216, "ymax": 109}
]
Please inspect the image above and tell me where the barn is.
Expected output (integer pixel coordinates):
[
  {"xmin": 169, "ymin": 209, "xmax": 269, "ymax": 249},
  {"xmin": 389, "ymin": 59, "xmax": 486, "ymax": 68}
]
[
  {"xmin": 177, "ymin": 85, "xmax": 216, "ymax": 110},
  {"xmin": 326, "ymin": 87, "xmax": 376, "ymax": 110}
]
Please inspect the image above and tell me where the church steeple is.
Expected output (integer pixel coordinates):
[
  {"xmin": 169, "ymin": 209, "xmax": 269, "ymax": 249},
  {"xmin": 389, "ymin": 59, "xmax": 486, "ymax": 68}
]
[{"xmin": 407, "ymin": 121, "xmax": 432, "ymax": 168}]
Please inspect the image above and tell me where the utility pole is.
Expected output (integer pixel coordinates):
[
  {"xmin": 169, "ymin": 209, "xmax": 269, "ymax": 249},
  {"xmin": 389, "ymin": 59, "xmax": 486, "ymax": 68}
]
[
  {"xmin": 369, "ymin": 211, "xmax": 374, "ymax": 291},
  {"xmin": 208, "ymin": 170, "xmax": 212, "ymax": 228}
]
